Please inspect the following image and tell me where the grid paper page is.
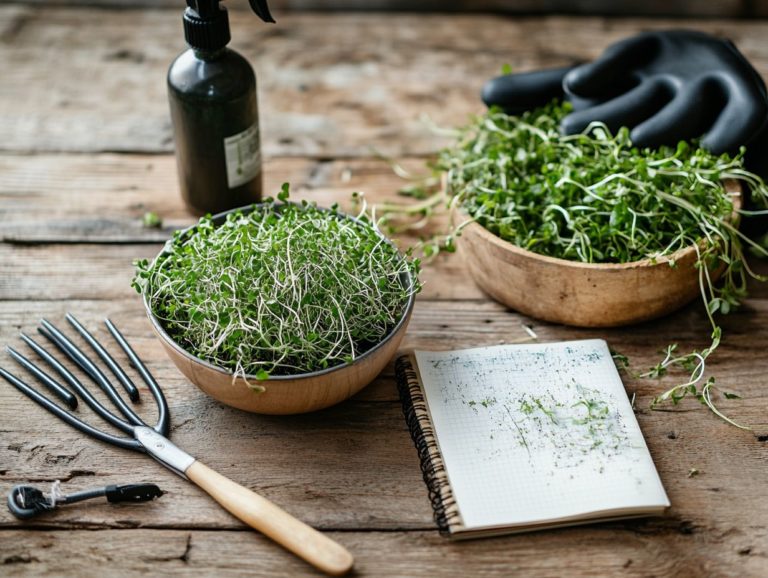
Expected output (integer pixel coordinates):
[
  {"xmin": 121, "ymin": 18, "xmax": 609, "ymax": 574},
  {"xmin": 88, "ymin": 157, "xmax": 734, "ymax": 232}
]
[{"xmin": 414, "ymin": 340, "xmax": 669, "ymax": 530}]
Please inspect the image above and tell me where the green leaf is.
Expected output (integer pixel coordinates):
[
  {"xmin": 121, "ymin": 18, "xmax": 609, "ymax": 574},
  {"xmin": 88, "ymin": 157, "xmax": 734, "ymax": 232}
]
[
  {"xmin": 142, "ymin": 211, "xmax": 163, "ymax": 229},
  {"xmin": 277, "ymin": 183, "xmax": 290, "ymax": 203}
]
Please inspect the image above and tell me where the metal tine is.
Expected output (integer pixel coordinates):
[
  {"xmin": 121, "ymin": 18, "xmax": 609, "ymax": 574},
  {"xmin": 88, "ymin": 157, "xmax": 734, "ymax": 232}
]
[
  {"xmin": 5, "ymin": 346, "xmax": 78, "ymax": 410},
  {"xmin": 65, "ymin": 313, "xmax": 140, "ymax": 402},
  {"xmin": 38, "ymin": 319, "xmax": 147, "ymax": 428},
  {"xmin": 0, "ymin": 366, "xmax": 141, "ymax": 451},
  {"xmin": 19, "ymin": 332, "xmax": 136, "ymax": 435},
  {"xmin": 104, "ymin": 319, "xmax": 170, "ymax": 436}
]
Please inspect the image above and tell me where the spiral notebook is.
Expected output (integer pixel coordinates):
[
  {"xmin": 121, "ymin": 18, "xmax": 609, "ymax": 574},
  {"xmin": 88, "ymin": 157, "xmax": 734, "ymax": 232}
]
[{"xmin": 396, "ymin": 339, "xmax": 670, "ymax": 539}]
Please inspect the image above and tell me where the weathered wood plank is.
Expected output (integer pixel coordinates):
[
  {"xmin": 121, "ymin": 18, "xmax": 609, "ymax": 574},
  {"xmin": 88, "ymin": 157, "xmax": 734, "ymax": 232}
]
[
  {"xmin": 0, "ymin": 526, "xmax": 765, "ymax": 578},
  {"xmin": 0, "ymin": 152, "xmax": 479, "ymax": 299},
  {"xmin": 3, "ymin": 152, "xmax": 767, "ymax": 249},
  {"xmin": 1, "ymin": 296, "xmax": 767, "ymax": 390},
  {"xmin": 0, "ymin": 400, "xmax": 434, "ymax": 531},
  {"xmin": 0, "ymin": 242, "xmax": 481, "ymax": 301},
  {"xmin": 0, "ymin": 154, "xmax": 440, "ymax": 243},
  {"xmin": 2, "ymin": 8, "xmax": 768, "ymax": 156}
]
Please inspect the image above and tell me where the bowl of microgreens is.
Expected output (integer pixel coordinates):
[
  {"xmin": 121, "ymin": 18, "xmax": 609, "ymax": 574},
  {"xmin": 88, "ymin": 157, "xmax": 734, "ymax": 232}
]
[
  {"xmin": 133, "ymin": 185, "xmax": 420, "ymax": 415},
  {"xmin": 441, "ymin": 101, "xmax": 763, "ymax": 328},
  {"xmin": 375, "ymin": 99, "xmax": 768, "ymax": 428},
  {"xmin": 458, "ymin": 179, "xmax": 741, "ymax": 327}
]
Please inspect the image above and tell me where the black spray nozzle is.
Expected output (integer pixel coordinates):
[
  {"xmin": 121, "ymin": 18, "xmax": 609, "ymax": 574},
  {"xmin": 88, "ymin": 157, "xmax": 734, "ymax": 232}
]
[
  {"xmin": 185, "ymin": 0, "xmax": 274, "ymax": 23},
  {"xmin": 248, "ymin": 0, "xmax": 275, "ymax": 23},
  {"xmin": 183, "ymin": 0, "xmax": 274, "ymax": 51},
  {"xmin": 185, "ymin": 0, "xmax": 219, "ymax": 19}
]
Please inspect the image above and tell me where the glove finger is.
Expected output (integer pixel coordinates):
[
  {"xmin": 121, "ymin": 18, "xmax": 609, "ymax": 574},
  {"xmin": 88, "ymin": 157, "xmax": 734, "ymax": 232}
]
[
  {"xmin": 564, "ymin": 34, "xmax": 656, "ymax": 98},
  {"xmin": 701, "ymin": 73, "xmax": 768, "ymax": 154},
  {"xmin": 481, "ymin": 66, "xmax": 574, "ymax": 114},
  {"xmin": 630, "ymin": 81, "xmax": 713, "ymax": 149},
  {"xmin": 561, "ymin": 78, "xmax": 672, "ymax": 136}
]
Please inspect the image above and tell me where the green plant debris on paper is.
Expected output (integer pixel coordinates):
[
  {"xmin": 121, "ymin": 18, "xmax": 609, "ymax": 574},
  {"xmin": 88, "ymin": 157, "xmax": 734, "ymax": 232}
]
[
  {"xmin": 417, "ymin": 341, "xmax": 641, "ymax": 477},
  {"xmin": 464, "ymin": 384, "xmax": 631, "ymax": 470}
]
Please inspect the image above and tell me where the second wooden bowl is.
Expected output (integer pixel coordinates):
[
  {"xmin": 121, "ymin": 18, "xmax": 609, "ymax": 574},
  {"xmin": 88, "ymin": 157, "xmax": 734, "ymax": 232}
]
[{"xmin": 458, "ymin": 180, "xmax": 741, "ymax": 328}]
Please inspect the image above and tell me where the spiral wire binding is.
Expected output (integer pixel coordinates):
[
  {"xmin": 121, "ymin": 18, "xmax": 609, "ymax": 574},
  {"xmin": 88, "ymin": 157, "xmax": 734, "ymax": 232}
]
[{"xmin": 395, "ymin": 355, "xmax": 462, "ymax": 536}]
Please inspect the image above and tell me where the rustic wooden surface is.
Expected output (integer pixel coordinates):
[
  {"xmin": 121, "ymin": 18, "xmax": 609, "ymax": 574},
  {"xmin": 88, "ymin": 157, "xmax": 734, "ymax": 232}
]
[
  {"xmin": 4, "ymin": 0, "xmax": 761, "ymax": 19},
  {"xmin": 1, "ymin": 6, "xmax": 767, "ymax": 577}
]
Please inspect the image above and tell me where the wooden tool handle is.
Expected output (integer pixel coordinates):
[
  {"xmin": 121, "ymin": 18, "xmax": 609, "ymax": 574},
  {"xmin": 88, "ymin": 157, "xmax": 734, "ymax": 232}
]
[{"xmin": 186, "ymin": 461, "xmax": 354, "ymax": 576}]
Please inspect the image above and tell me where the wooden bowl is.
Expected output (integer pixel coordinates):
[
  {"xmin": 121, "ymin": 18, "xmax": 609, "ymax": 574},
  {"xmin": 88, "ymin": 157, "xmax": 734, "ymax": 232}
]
[
  {"xmin": 458, "ymin": 180, "xmax": 742, "ymax": 328},
  {"xmin": 144, "ymin": 205, "xmax": 415, "ymax": 415}
]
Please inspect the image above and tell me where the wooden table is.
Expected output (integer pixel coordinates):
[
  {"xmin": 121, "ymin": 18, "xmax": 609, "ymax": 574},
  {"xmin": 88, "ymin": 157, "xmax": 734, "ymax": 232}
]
[{"xmin": 1, "ymin": 7, "xmax": 767, "ymax": 577}]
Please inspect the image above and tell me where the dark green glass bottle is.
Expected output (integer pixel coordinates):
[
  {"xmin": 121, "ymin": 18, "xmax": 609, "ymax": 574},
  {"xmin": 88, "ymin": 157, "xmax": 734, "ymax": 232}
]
[{"xmin": 167, "ymin": 0, "xmax": 275, "ymax": 216}]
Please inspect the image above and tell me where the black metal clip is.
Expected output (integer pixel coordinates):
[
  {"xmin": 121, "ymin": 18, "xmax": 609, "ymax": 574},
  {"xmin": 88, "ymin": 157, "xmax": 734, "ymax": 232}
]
[
  {"xmin": 105, "ymin": 483, "xmax": 164, "ymax": 503},
  {"xmin": 7, "ymin": 482, "xmax": 164, "ymax": 520}
]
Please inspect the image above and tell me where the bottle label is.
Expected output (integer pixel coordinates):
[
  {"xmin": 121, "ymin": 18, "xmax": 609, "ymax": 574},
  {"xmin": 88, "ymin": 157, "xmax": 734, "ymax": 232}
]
[{"xmin": 223, "ymin": 123, "xmax": 261, "ymax": 189}]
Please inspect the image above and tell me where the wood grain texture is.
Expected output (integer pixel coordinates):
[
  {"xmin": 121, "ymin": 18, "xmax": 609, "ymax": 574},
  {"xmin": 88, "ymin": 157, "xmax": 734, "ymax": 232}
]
[
  {"xmin": 0, "ymin": 299, "xmax": 766, "ymax": 533},
  {"xmin": 0, "ymin": 243, "xmax": 481, "ymax": 301},
  {"xmin": 0, "ymin": 154, "xmax": 440, "ymax": 243},
  {"xmin": 2, "ymin": 6, "xmax": 768, "ymax": 577},
  {"xmin": 2, "ymin": 8, "xmax": 768, "ymax": 156},
  {"xmin": 186, "ymin": 461, "xmax": 355, "ymax": 575},
  {"xmin": 0, "ymin": 526, "xmax": 766, "ymax": 578}
]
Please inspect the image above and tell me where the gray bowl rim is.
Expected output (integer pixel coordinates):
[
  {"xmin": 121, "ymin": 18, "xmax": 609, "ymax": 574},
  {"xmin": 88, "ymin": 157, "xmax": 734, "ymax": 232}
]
[{"xmin": 142, "ymin": 201, "xmax": 417, "ymax": 382}]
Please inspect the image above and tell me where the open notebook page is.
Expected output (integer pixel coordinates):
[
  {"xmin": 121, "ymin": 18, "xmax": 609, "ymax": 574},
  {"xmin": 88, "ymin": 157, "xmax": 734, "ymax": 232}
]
[{"xmin": 414, "ymin": 340, "xmax": 669, "ymax": 530}]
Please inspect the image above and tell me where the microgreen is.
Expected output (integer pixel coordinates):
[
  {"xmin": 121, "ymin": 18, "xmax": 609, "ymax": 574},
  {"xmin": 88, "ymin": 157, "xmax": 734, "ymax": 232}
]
[
  {"xmin": 142, "ymin": 211, "xmax": 163, "ymax": 229},
  {"xmin": 377, "ymin": 101, "xmax": 768, "ymax": 428},
  {"xmin": 133, "ymin": 185, "xmax": 420, "ymax": 381}
]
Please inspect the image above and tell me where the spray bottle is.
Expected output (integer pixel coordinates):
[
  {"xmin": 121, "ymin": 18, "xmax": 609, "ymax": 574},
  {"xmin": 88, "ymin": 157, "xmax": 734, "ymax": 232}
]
[{"xmin": 168, "ymin": 0, "xmax": 275, "ymax": 215}]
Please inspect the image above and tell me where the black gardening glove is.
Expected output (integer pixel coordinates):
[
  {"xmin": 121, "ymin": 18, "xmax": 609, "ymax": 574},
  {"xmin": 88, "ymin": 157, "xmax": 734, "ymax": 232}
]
[{"xmin": 482, "ymin": 30, "xmax": 768, "ymax": 157}]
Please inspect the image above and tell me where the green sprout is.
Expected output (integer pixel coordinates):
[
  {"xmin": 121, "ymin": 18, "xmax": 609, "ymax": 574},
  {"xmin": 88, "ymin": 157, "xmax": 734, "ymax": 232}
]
[{"xmin": 142, "ymin": 211, "xmax": 163, "ymax": 229}]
